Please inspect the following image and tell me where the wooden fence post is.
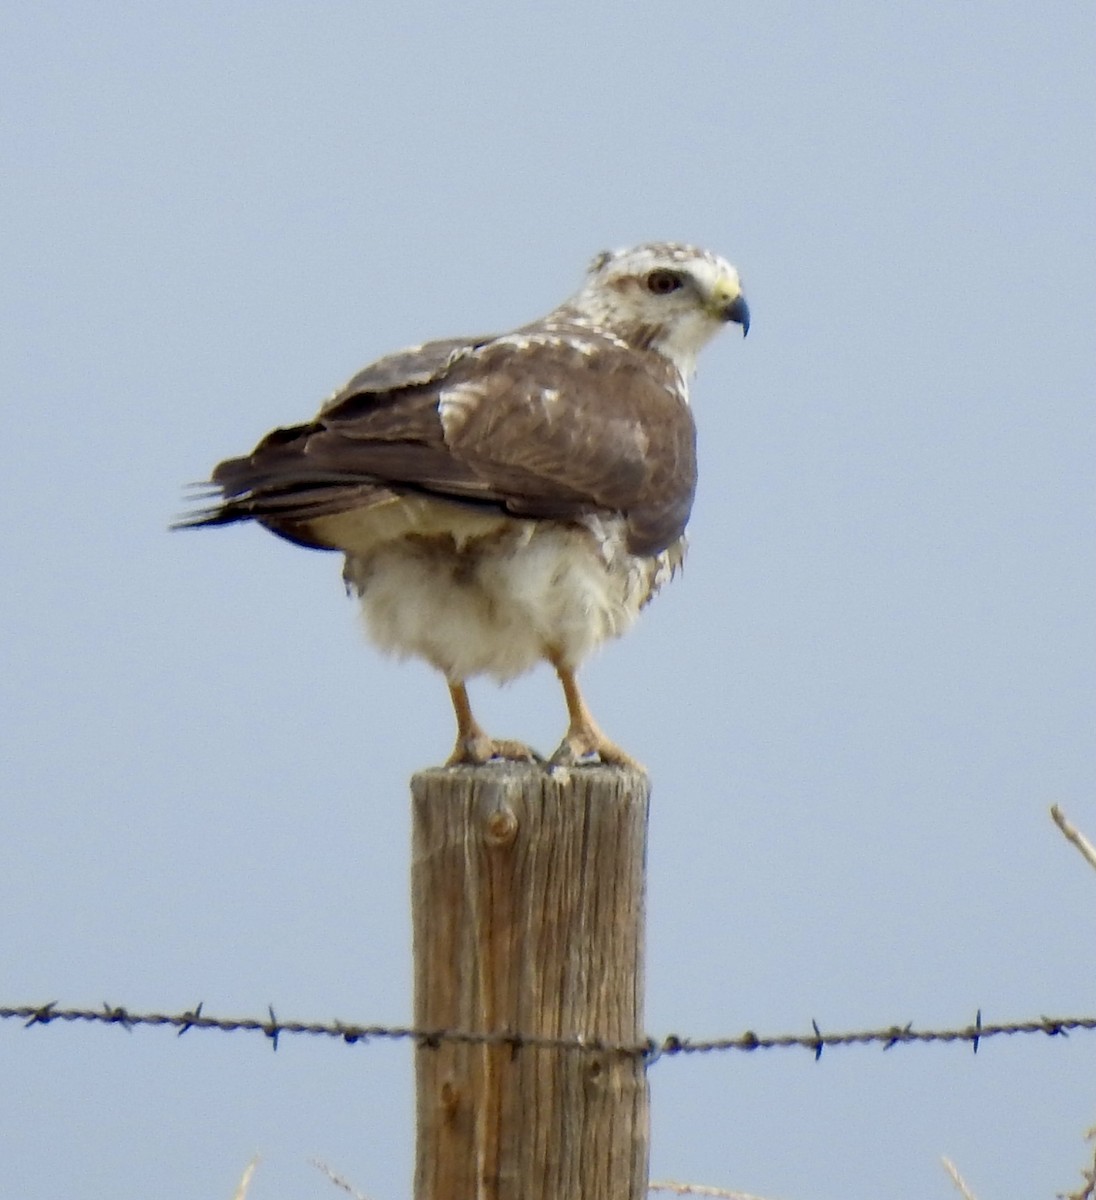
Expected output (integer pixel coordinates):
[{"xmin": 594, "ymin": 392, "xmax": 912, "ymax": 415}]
[{"xmin": 411, "ymin": 763, "xmax": 650, "ymax": 1200}]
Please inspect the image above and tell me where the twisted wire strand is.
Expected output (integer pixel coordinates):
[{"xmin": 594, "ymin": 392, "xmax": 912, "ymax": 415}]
[{"xmin": 3, "ymin": 1002, "xmax": 1093, "ymax": 1059}]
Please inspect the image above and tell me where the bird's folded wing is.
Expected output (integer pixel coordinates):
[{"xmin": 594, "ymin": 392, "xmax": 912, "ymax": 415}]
[{"xmin": 187, "ymin": 331, "xmax": 697, "ymax": 557}]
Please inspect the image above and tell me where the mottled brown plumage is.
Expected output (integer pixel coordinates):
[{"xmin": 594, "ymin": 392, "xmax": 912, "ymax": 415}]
[
  {"xmin": 181, "ymin": 242, "xmax": 749, "ymax": 766},
  {"xmin": 196, "ymin": 324, "xmax": 697, "ymax": 557}
]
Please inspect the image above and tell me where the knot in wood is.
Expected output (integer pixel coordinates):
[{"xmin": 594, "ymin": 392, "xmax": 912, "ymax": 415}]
[
  {"xmin": 585, "ymin": 1054, "xmax": 606, "ymax": 1084},
  {"xmin": 483, "ymin": 804, "xmax": 519, "ymax": 846},
  {"xmin": 439, "ymin": 1079, "xmax": 461, "ymax": 1119}
]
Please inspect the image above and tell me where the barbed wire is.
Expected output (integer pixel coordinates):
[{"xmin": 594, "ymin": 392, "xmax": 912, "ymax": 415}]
[{"xmin": 2, "ymin": 1002, "xmax": 1093, "ymax": 1061}]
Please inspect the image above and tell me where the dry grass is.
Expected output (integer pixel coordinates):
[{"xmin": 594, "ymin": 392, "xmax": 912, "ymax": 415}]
[
  {"xmin": 311, "ymin": 1158, "xmax": 375, "ymax": 1200},
  {"xmin": 231, "ymin": 1155, "xmax": 260, "ymax": 1200},
  {"xmin": 941, "ymin": 1157, "xmax": 980, "ymax": 1199},
  {"xmin": 1051, "ymin": 805, "xmax": 1096, "ymax": 873},
  {"xmin": 649, "ymin": 1182, "xmax": 782, "ymax": 1200}
]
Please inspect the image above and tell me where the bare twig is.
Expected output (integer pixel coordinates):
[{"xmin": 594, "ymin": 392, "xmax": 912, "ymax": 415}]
[
  {"xmin": 941, "ymin": 1157, "xmax": 980, "ymax": 1200},
  {"xmin": 649, "ymin": 1182, "xmax": 782, "ymax": 1200},
  {"xmin": 310, "ymin": 1159, "xmax": 374, "ymax": 1200},
  {"xmin": 231, "ymin": 1155, "xmax": 260, "ymax": 1200},
  {"xmin": 1058, "ymin": 1126, "xmax": 1096, "ymax": 1200},
  {"xmin": 1051, "ymin": 806, "xmax": 1096, "ymax": 873}
]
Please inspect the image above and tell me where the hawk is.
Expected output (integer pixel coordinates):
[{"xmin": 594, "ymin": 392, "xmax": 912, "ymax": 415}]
[{"xmin": 181, "ymin": 242, "xmax": 749, "ymax": 768}]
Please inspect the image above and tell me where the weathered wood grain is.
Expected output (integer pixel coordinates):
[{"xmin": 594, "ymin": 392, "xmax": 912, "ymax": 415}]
[{"xmin": 412, "ymin": 764, "xmax": 650, "ymax": 1200}]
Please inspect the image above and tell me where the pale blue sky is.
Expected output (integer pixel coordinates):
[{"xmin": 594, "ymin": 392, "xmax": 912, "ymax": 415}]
[{"xmin": 2, "ymin": 4, "xmax": 1094, "ymax": 1198}]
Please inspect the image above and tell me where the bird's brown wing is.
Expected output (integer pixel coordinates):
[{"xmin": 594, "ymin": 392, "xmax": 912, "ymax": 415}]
[
  {"xmin": 317, "ymin": 335, "xmax": 490, "ymax": 414},
  {"xmin": 183, "ymin": 327, "xmax": 696, "ymax": 558},
  {"xmin": 431, "ymin": 333, "xmax": 697, "ymax": 555}
]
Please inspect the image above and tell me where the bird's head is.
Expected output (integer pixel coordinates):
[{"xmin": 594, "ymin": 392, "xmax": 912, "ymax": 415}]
[{"xmin": 566, "ymin": 242, "xmax": 749, "ymax": 374}]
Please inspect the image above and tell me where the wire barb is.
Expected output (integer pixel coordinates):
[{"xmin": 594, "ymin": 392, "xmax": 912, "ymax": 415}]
[
  {"xmin": 177, "ymin": 1001, "xmax": 203, "ymax": 1036},
  {"xmin": 24, "ymin": 1001, "xmax": 57, "ymax": 1028},
  {"xmin": 265, "ymin": 1005, "xmax": 280, "ymax": 1052}
]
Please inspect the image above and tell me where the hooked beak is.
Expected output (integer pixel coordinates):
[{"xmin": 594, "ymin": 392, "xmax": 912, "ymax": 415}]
[
  {"xmin": 708, "ymin": 277, "xmax": 750, "ymax": 336},
  {"xmin": 722, "ymin": 293, "xmax": 750, "ymax": 337}
]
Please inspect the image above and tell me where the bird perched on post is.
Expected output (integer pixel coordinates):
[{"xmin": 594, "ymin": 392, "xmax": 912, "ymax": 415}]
[{"xmin": 180, "ymin": 242, "xmax": 749, "ymax": 768}]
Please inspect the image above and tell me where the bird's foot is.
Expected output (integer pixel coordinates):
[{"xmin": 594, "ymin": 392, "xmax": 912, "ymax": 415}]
[
  {"xmin": 549, "ymin": 727, "xmax": 645, "ymax": 772},
  {"xmin": 545, "ymin": 657, "xmax": 646, "ymax": 771},
  {"xmin": 446, "ymin": 734, "xmax": 544, "ymax": 767},
  {"xmin": 445, "ymin": 681, "xmax": 543, "ymax": 766}
]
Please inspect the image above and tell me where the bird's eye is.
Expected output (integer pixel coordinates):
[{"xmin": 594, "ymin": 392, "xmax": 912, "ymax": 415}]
[{"xmin": 645, "ymin": 269, "xmax": 683, "ymax": 295}]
